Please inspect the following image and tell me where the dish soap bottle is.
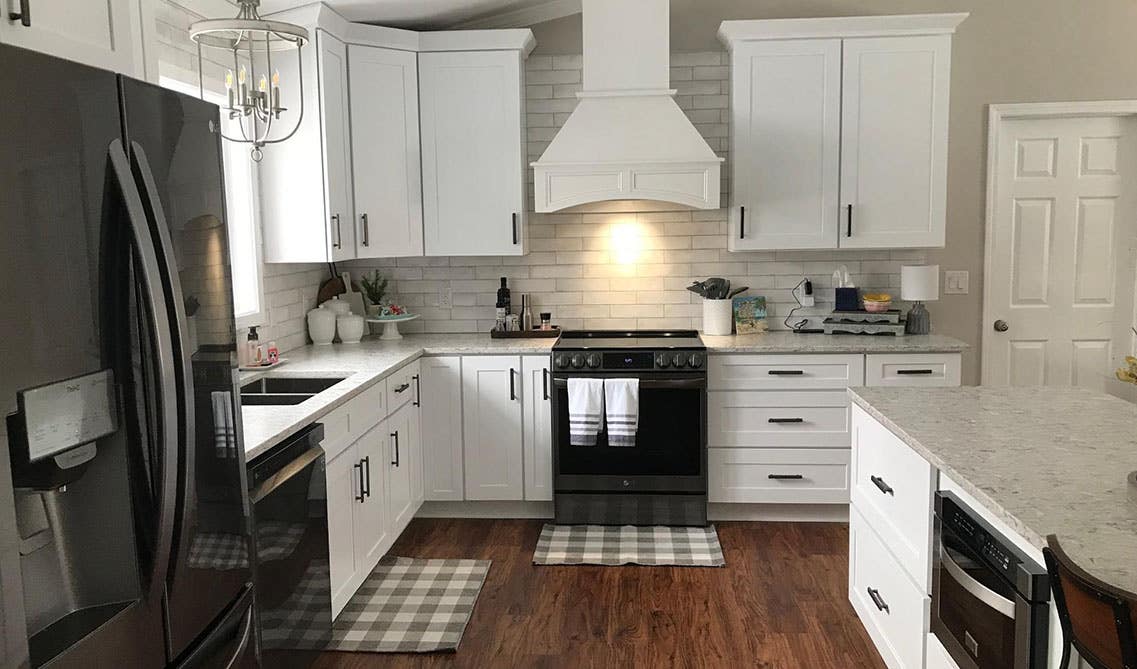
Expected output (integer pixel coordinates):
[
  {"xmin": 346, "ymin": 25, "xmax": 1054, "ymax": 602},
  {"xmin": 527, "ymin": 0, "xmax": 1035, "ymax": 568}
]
[{"xmin": 246, "ymin": 326, "xmax": 260, "ymax": 367}]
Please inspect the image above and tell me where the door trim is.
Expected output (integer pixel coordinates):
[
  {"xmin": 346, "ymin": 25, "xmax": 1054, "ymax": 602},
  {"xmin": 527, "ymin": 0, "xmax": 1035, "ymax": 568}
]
[{"xmin": 981, "ymin": 101, "xmax": 1137, "ymax": 384}]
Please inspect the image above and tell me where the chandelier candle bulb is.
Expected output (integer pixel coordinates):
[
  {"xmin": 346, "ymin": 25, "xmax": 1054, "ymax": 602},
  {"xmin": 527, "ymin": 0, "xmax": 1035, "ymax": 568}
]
[{"xmin": 271, "ymin": 70, "xmax": 281, "ymax": 112}]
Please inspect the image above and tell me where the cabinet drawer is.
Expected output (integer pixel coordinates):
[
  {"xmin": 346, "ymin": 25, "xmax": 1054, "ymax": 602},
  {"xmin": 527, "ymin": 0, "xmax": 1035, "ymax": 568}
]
[
  {"xmin": 708, "ymin": 390, "xmax": 850, "ymax": 447},
  {"xmin": 865, "ymin": 354, "xmax": 961, "ymax": 387},
  {"xmin": 709, "ymin": 354, "xmax": 864, "ymax": 390},
  {"xmin": 345, "ymin": 380, "xmax": 387, "ymax": 437},
  {"xmin": 385, "ymin": 361, "xmax": 420, "ymax": 414},
  {"xmin": 318, "ymin": 405, "xmax": 352, "ymax": 460},
  {"xmin": 708, "ymin": 448, "xmax": 849, "ymax": 503},
  {"xmin": 851, "ymin": 404, "xmax": 934, "ymax": 589},
  {"xmin": 849, "ymin": 506, "xmax": 930, "ymax": 669}
]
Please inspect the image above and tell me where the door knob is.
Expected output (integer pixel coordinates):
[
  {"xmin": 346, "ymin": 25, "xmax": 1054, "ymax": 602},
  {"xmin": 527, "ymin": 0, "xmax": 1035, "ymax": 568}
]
[{"xmin": 993, "ymin": 319, "xmax": 1009, "ymax": 332}]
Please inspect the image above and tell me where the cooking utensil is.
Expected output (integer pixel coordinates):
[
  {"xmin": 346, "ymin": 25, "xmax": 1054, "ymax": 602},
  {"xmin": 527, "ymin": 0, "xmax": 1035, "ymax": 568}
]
[
  {"xmin": 704, "ymin": 278, "xmax": 729, "ymax": 299},
  {"xmin": 341, "ymin": 271, "xmax": 366, "ymax": 316},
  {"xmin": 687, "ymin": 281, "xmax": 709, "ymax": 298}
]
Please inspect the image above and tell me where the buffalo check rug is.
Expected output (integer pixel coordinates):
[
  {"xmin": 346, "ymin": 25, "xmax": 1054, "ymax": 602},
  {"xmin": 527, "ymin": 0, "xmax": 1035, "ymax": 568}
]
[
  {"xmin": 532, "ymin": 524, "xmax": 725, "ymax": 567},
  {"xmin": 326, "ymin": 557, "xmax": 492, "ymax": 653}
]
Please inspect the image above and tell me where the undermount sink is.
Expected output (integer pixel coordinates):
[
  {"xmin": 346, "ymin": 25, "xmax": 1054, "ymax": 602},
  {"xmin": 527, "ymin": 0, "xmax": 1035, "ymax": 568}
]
[{"xmin": 240, "ymin": 376, "xmax": 346, "ymax": 406}]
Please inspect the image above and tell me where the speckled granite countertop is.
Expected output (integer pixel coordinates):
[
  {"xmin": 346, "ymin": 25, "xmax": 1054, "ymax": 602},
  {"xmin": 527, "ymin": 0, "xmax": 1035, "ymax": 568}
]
[
  {"xmin": 701, "ymin": 332, "xmax": 968, "ymax": 353},
  {"xmin": 241, "ymin": 334, "xmax": 557, "ymax": 460},
  {"xmin": 849, "ymin": 386, "xmax": 1137, "ymax": 593}
]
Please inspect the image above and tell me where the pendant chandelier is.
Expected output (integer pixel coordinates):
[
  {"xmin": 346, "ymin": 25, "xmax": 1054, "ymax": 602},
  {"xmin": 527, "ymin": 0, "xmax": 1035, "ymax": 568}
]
[{"xmin": 189, "ymin": 0, "xmax": 309, "ymax": 161}]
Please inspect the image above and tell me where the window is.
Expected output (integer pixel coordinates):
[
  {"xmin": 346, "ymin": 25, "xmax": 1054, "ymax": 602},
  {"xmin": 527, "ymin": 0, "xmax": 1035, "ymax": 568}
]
[{"xmin": 158, "ymin": 73, "xmax": 265, "ymax": 328}]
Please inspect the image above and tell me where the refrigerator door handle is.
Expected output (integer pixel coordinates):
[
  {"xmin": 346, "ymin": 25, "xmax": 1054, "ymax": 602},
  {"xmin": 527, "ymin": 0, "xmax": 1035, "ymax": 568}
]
[
  {"xmin": 128, "ymin": 140, "xmax": 199, "ymax": 580},
  {"xmin": 107, "ymin": 139, "xmax": 179, "ymax": 594}
]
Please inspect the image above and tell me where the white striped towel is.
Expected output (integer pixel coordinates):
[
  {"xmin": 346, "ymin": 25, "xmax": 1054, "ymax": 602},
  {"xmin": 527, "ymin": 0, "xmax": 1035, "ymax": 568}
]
[
  {"xmin": 211, "ymin": 391, "xmax": 238, "ymax": 459},
  {"xmin": 604, "ymin": 378, "xmax": 639, "ymax": 447},
  {"xmin": 567, "ymin": 378, "xmax": 604, "ymax": 446}
]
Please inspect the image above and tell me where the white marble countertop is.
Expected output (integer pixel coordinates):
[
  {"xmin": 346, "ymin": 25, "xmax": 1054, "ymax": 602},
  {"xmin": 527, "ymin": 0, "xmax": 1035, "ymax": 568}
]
[
  {"xmin": 701, "ymin": 331, "xmax": 968, "ymax": 353},
  {"xmin": 849, "ymin": 386, "xmax": 1137, "ymax": 593}
]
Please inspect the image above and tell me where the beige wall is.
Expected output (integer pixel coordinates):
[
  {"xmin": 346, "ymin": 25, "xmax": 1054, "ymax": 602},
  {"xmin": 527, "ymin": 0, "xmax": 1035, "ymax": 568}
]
[{"xmin": 533, "ymin": 0, "xmax": 1137, "ymax": 384}]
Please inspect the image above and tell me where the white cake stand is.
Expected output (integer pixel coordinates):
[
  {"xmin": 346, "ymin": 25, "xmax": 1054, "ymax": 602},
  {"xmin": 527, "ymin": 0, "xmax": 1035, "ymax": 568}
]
[{"xmin": 365, "ymin": 313, "xmax": 420, "ymax": 340}]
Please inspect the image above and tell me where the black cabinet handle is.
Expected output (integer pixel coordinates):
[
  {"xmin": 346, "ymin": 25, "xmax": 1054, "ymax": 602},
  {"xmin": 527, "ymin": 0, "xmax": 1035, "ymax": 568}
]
[
  {"xmin": 739, "ymin": 205, "xmax": 746, "ymax": 239},
  {"xmin": 847, "ymin": 204, "xmax": 853, "ymax": 237},
  {"xmin": 390, "ymin": 431, "xmax": 400, "ymax": 467},
  {"xmin": 9, "ymin": 0, "xmax": 29, "ymax": 25},
  {"xmin": 768, "ymin": 417, "xmax": 804, "ymax": 424},
  {"xmin": 768, "ymin": 370, "xmax": 804, "ymax": 376},
  {"xmin": 394, "ymin": 382, "xmax": 410, "ymax": 394},
  {"xmin": 870, "ymin": 475, "xmax": 894, "ymax": 496},
  {"xmin": 360, "ymin": 213, "xmax": 369, "ymax": 247},
  {"xmin": 896, "ymin": 369, "xmax": 934, "ymax": 375},
  {"xmin": 542, "ymin": 368, "xmax": 549, "ymax": 401},
  {"xmin": 412, "ymin": 374, "xmax": 420, "ymax": 406},
  {"xmin": 509, "ymin": 367, "xmax": 516, "ymax": 401},
  {"xmin": 362, "ymin": 456, "xmax": 371, "ymax": 498},
  {"xmin": 768, "ymin": 473, "xmax": 804, "ymax": 480},
  {"xmin": 867, "ymin": 587, "xmax": 889, "ymax": 614},
  {"xmin": 512, "ymin": 212, "xmax": 519, "ymax": 245},
  {"xmin": 353, "ymin": 461, "xmax": 365, "ymax": 502}
]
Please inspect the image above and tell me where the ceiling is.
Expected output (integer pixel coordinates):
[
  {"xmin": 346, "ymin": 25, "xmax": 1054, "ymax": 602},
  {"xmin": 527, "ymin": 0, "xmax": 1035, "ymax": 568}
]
[{"xmin": 257, "ymin": 0, "xmax": 555, "ymax": 29}]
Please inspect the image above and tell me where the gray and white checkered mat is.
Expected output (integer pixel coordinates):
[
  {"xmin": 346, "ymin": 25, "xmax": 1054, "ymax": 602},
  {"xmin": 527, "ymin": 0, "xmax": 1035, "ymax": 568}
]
[
  {"xmin": 326, "ymin": 556, "xmax": 492, "ymax": 653},
  {"xmin": 533, "ymin": 524, "xmax": 726, "ymax": 567}
]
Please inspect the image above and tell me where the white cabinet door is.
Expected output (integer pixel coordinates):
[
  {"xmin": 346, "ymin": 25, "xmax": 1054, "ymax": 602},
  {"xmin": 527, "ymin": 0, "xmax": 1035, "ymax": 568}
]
[
  {"xmin": 353, "ymin": 421, "xmax": 389, "ymax": 572},
  {"xmin": 419, "ymin": 50, "xmax": 526, "ymax": 256},
  {"xmin": 0, "ymin": 0, "xmax": 141, "ymax": 75},
  {"xmin": 839, "ymin": 35, "xmax": 951, "ymax": 249},
  {"xmin": 420, "ymin": 356, "xmax": 464, "ymax": 501},
  {"xmin": 409, "ymin": 362, "xmax": 424, "ymax": 507},
  {"xmin": 461, "ymin": 356, "xmax": 524, "ymax": 500},
  {"xmin": 348, "ymin": 45, "xmax": 423, "ymax": 258},
  {"xmin": 320, "ymin": 32, "xmax": 356, "ymax": 261},
  {"xmin": 386, "ymin": 402, "xmax": 416, "ymax": 531},
  {"xmin": 325, "ymin": 444, "xmax": 359, "ymax": 613},
  {"xmin": 729, "ymin": 39, "xmax": 841, "ymax": 251},
  {"xmin": 521, "ymin": 355, "xmax": 553, "ymax": 502}
]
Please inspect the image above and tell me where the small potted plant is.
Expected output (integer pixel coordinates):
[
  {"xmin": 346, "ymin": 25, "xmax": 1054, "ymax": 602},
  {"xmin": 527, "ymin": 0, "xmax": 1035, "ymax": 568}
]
[{"xmin": 359, "ymin": 271, "xmax": 388, "ymax": 318}]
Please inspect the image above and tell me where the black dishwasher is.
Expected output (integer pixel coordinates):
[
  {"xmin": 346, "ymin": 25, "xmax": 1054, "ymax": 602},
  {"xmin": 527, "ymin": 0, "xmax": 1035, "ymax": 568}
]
[{"xmin": 247, "ymin": 423, "xmax": 331, "ymax": 668}]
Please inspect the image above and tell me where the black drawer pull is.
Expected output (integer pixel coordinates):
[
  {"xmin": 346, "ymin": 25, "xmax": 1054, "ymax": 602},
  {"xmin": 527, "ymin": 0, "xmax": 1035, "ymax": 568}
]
[
  {"xmin": 394, "ymin": 382, "xmax": 410, "ymax": 393},
  {"xmin": 870, "ymin": 475, "xmax": 894, "ymax": 496},
  {"xmin": 362, "ymin": 456, "xmax": 371, "ymax": 498},
  {"xmin": 867, "ymin": 587, "xmax": 889, "ymax": 614},
  {"xmin": 412, "ymin": 374, "xmax": 420, "ymax": 406},
  {"xmin": 896, "ymin": 369, "xmax": 934, "ymax": 375},
  {"xmin": 739, "ymin": 205, "xmax": 746, "ymax": 239},
  {"xmin": 768, "ymin": 474, "xmax": 804, "ymax": 480},
  {"xmin": 390, "ymin": 431, "xmax": 400, "ymax": 467},
  {"xmin": 353, "ymin": 461, "xmax": 365, "ymax": 503},
  {"xmin": 768, "ymin": 417, "xmax": 804, "ymax": 424},
  {"xmin": 768, "ymin": 370, "xmax": 804, "ymax": 376}
]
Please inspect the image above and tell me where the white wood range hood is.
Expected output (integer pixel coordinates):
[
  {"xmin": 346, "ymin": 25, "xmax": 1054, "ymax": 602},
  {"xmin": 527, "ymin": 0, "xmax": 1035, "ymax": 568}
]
[{"xmin": 530, "ymin": 0, "xmax": 723, "ymax": 212}]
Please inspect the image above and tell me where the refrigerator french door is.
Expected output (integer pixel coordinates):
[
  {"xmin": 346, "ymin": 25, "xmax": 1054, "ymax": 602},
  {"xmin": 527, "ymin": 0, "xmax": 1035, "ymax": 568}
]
[{"xmin": 0, "ymin": 45, "xmax": 254, "ymax": 668}]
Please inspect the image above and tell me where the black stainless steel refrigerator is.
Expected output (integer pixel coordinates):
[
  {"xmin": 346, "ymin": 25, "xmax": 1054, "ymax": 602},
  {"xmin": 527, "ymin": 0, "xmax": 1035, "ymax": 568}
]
[{"xmin": 0, "ymin": 44, "xmax": 255, "ymax": 668}]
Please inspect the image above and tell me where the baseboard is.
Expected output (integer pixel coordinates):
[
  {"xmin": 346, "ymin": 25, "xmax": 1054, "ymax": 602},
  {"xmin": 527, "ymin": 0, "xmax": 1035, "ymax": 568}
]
[{"xmin": 414, "ymin": 501, "xmax": 848, "ymax": 522}]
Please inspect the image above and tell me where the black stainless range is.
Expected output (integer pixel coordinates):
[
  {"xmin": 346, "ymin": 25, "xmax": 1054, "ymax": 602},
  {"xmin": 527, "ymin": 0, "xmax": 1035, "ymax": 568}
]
[{"xmin": 550, "ymin": 330, "xmax": 708, "ymax": 526}]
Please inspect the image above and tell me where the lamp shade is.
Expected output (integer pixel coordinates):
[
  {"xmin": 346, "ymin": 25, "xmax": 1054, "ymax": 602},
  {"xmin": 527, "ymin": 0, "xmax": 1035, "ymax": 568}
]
[{"xmin": 901, "ymin": 265, "xmax": 939, "ymax": 302}]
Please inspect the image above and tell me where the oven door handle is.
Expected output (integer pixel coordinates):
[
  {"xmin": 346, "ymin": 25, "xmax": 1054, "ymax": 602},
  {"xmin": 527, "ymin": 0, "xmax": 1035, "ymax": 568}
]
[
  {"xmin": 941, "ymin": 548, "xmax": 1017, "ymax": 619},
  {"xmin": 552, "ymin": 377, "xmax": 706, "ymax": 390}
]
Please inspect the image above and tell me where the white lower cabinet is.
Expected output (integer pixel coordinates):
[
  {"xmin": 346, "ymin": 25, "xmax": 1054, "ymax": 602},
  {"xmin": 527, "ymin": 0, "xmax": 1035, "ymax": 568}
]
[
  {"xmin": 521, "ymin": 355, "xmax": 553, "ymax": 501},
  {"xmin": 352, "ymin": 422, "xmax": 391, "ymax": 574},
  {"xmin": 708, "ymin": 448, "xmax": 849, "ymax": 504},
  {"xmin": 386, "ymin": 401, "xmax": 418, "ymax": 530},
  {"xmin": 462, "ymin": 356, "xmax": 524, "ymax": 500},
  {"xmin": 325, "ymin": 444, "xmax": 360, "ymax": 613},
  {"xmin": 926, "ymin": 633, "xmax": 959, "ymax": 669},
  {"xmin": 420, "ymin": 356, "xmax": 464, "ymax": 501}
]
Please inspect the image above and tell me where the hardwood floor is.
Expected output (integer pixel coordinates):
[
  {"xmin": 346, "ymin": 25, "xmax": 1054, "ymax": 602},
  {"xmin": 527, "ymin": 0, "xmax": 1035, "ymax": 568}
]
[{"xmin": 313, "ymin": 519, "xmax": 886, "ymax": 669}]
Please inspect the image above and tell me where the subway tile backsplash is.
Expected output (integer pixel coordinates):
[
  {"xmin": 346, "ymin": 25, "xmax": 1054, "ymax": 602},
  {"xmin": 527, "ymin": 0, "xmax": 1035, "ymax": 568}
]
[{"xmin": 263, "ymin": 50, "xmax": 924, "ymax": 345}]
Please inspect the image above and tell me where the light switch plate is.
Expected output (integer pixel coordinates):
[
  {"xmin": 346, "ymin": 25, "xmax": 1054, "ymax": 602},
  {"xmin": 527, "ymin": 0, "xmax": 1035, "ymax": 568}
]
[{"xmin": 944, "ymin": 270, "xmax": 969, "ymax": 295}]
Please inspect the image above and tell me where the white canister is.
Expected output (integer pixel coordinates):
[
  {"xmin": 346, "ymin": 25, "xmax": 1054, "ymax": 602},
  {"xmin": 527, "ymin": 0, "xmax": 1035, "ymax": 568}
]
[
  {"xmin": 307, "ymin": 305, "xmax": 336, "ymax": 345},
  {"xmin": 323, "ymin": 296, "xmax": 352, "ymax": 316},
  {"xmin": 337, "ymin": 313, "xmax": 365, "ymax": 344},
  {"xmin": 702, "ymin": 298, "xmax": 733, "ymax": 336}
]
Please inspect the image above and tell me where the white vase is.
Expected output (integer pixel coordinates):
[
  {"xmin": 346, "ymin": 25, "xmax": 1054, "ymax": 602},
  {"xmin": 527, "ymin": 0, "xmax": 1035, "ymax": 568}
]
[
  {"xmin": 702, "ymin": 299, "xmax": 733, "ymax": 336},
  {"xmin": 337, "ymin": 313, "xmax": 365, "ymax": 344},
  {"xmin": 307, "ymin": 305, "xmax": 336, "ymax": 345}
]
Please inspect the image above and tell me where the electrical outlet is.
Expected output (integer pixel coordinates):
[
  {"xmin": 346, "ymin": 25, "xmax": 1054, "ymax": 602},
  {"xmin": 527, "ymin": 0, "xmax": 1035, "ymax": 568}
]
[
  {"xmin": 944, "ymin": 270, "xmax": 969, "ymax": 295},
  {"xmin": 794, "ymin": 278, "xmax": 815, "ymax": 307},
  {"xmin": 436, "ymin": 286, "xmax": 452, "ymax": 308}
]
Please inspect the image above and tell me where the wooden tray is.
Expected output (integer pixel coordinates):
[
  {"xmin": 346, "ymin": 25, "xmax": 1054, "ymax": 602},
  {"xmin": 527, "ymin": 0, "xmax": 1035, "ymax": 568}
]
[{"xmin": 490, "ymin": 327, "xmax": 561, "ymax": 339}]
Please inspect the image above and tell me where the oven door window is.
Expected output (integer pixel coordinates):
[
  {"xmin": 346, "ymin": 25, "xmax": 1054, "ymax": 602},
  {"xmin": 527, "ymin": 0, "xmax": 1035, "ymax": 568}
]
[
  {"xmin": 555, "ymin": 381, "xmax": 703, "ymax": 476},
  {"xmin": 934, "ymin": 525, "xmax": 1020, "ymax": 669}
]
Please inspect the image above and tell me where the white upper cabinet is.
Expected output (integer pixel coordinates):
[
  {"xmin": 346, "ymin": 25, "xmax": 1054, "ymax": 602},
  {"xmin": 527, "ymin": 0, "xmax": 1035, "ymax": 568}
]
[
  {"xmin": 0, "ymin": 0, "xmax": 144, "ymax": 75},
  {"xmin": 720, "ymin": 14, "xmax": 965, "ymax": 251},
  {"xmin": 348, "ymin": 44, "xmax": 423, "ymax": 258},
  {"xmin": 729, "ymin": 38, "xmax": 841, "ymax": 251},
  {"xmin": 838, "ymin": 35, "xmax": 951, "ymax": 249},
  {"xmin": 419, "ymin": 50, "xmax": 527, "ymax": 256}
]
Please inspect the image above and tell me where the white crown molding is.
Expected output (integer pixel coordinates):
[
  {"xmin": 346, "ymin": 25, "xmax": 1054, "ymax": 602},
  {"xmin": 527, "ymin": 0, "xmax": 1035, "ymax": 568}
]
[
  {"xmin": 453, "ymin": 0, "xmax": 581, "ymax": 30},
  {"xmin": 719, "ymin": 12, "xmax": 968, "ymax": 45}
]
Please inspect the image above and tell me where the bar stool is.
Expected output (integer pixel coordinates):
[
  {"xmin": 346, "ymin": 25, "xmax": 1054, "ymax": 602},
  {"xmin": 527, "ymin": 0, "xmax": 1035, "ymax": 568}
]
[{"xmin": 1043, "ymin": 534, "xmax": 1137, "ymax": 669}]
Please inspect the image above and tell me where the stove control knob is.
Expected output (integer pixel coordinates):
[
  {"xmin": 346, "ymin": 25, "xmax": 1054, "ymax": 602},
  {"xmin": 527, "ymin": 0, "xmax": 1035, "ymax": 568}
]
[
  {"xmin": 586, "ymin": 353, "xmax": 602, "ymax": 369},
  {"xmin": 687, "ymin": 353, "xmax": 704, "ymax": 368},
  {"xmin": 655, "ymin": 353, "xmax": 669, "ymax": 368},
  {"xmin": 671, "ymin": 353, "xmax": 685, "ymax": 368},
  {"xmin": 554, "ymin": 354, "xmax": 570, "ymax": 369},
  {"xmin": 570, "ymin": 353, "xmax": 586, "ymax": 369}
]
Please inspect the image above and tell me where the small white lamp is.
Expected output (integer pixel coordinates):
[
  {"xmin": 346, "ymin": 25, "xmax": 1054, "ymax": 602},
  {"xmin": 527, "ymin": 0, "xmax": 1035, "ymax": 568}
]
[{"xmin": 901, "ymin": 265, "xmax": 939, "ymax": 334}]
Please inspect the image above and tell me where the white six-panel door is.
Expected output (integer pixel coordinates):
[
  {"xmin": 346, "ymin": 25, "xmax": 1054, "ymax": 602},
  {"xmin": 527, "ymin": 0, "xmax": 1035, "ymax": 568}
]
[
  {"xmin": 348, "ymin": 44, "xmax": 423, "ymax": 258},
  {"xmin": 984, "ymin": 114, "xmax": 1133, "ymax": 389},
  {"xmin": 461, "ymin": 356, "xmax": 524, "ymax": 500},
  {"xmin": 729, "ymin": 38, "xmax": 841, "ymax": 251},
  {"xmin": 839, "ymin": 35, "xmax": 951, "ymax": 248}
]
